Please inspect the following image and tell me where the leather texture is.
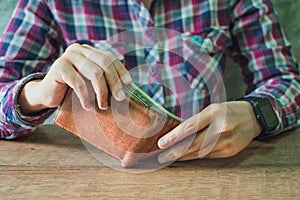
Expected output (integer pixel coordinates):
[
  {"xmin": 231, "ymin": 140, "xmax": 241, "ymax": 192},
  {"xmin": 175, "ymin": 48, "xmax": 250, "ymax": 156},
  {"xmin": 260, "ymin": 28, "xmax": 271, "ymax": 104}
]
[{"xmin": 54, "ymin": 89, "xmax": 180, "ymax": 167}]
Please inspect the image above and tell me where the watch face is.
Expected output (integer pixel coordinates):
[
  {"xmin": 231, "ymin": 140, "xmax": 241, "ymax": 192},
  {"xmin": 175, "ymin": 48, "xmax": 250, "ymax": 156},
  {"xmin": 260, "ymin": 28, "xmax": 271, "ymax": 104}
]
[{"xmin": 258, "ymin": 99, "xmax": 279, "ymax": 131}]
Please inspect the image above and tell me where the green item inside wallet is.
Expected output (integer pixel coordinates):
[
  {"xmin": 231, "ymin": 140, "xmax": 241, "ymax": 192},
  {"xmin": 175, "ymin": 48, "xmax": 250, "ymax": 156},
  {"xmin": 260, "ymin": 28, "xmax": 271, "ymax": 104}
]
[{"xmin": 123, "ymin": 83, "xmax": 183, "ymax": 122}]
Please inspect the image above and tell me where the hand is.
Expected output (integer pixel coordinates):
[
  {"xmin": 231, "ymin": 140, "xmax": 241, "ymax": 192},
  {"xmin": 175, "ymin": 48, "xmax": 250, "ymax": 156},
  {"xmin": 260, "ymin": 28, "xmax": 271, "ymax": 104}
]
[
  {"xmin": 18, "ymin": 43, "xmax": 131, "ymax": 114},
  {"xmin": 157, "ymin": 101, "xmax": 262, "ymax": 163}
]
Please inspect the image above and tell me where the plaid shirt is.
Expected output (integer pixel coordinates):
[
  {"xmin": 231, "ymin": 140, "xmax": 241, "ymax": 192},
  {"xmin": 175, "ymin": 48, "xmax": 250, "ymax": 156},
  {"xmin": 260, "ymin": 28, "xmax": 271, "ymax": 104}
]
[{"xmin": 0, "ymin": 0, "xmax": 299, "ymax": 139}]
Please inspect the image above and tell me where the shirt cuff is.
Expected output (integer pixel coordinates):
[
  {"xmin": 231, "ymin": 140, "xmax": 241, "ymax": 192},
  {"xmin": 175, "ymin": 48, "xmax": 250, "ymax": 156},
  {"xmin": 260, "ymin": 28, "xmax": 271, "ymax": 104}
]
[{"xmin": 13, "ymin": 72, "xmax": 57, "ymax": 127}]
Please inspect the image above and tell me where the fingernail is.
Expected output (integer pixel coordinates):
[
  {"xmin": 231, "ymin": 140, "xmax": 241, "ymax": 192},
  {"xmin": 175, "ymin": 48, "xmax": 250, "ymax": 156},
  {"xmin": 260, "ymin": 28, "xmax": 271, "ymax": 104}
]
[
  {"xmin": 100, "ymin": 101, "xmax": 108, "ymax": 110},
  {"xmin": 84, "ymin": 104, "xmax": 92, "ymax": 111},
  {"xmin": 121, "ymin": 152, "xmax": 133, "ymax": 168},
  {"xmin": 158, "ymin": 136, "xmax": 175, "ymax": 149},
  {"xmin": 122, "ymin": 74, "xmax": 132, "ymax": 84},
  {"xmin": 158, "ymin": 137, "xmax": 168, "ymax": 149},
  {"xmin": 116, "ymin": 90, "xmax": 126, "ymax": 101}
]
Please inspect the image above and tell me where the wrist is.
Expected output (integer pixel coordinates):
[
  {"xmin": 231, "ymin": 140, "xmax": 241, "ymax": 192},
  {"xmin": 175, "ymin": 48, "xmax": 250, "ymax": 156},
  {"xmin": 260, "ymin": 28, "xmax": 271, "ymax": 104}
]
[
  {"xmin": 18, "ymin": 80, "xmax": 48, "ymax": 115},
  {"xmin": 237, "ymin": 97, "xmax": 280, "ymax": 138},
  {"xmin": 241, "ymin": 101, "xmax": 263, "ymax": 138}
]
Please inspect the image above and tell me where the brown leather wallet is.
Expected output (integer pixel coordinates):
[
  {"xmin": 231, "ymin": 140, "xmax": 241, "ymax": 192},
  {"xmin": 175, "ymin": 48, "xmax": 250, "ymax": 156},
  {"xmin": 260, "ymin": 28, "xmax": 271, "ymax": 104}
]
[{"xmin": 54, "ymin": 89, "xmax": 180, "ymax": 167}]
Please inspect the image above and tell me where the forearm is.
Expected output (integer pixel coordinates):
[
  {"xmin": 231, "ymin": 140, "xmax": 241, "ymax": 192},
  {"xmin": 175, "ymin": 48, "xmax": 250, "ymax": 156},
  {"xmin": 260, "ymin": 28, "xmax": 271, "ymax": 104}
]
[
  {"xmin": 230, "ymin": 0, "xmax": 300, "ymax": 135},
  {"xmin": 240, "ymin": 43, "xmax": 300, "ymax": 134},
  {"xmin": 0, "ymin": 73, "xmax": 56, "ymax": 139},
  {"xmin": 247, "ymin": 70, "xmax": 300, "ymax": 134},
  {"xmin": 0, "ymin": 0, "xmax": 63, "ymax": 139}
]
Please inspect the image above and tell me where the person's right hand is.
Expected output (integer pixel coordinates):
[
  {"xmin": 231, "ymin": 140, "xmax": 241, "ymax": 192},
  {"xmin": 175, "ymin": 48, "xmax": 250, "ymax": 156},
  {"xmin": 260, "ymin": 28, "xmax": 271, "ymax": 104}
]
[{"xmin": 18, "ymin": 43, "xmax": 132, "ymax": 115}]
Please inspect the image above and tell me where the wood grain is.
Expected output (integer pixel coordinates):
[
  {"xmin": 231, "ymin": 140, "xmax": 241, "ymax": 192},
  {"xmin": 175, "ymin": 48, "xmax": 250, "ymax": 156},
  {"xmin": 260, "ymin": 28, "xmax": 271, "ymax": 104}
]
[{"xmin": 0, "ymin": 125, "xmax": 299, "ymax": 199}]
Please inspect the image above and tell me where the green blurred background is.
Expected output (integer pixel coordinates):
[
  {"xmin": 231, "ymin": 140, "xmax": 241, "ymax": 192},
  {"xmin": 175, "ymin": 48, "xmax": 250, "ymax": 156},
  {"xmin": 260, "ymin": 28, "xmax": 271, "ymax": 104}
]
[
  {"xmin": 273, "ymin": 0, "xmax": 300, "ymax": 63},
  {"xmin": 0, "ymin": 0, "xmax": 299, "ymax": 100}
]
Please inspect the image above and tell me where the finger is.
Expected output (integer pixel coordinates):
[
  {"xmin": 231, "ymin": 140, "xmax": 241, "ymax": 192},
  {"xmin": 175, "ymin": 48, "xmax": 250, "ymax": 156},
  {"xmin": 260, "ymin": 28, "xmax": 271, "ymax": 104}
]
[
  {"xmin": 179, "ymin": 130, "xmax": 208, "ymax": 158},
  {"xmin": 80, "ymin": 46, "xmax": 127, "ymax": 101},
  {"xmin": 93, "ymin": 74, "xmax": 109, "ymax": 110},
  {"xmin": 64, "ymin": 45, "xmax": 124, "ymax": 103},
  {"xmin": 100, "ymin": 51, "xmax": 131, "ymax": 85},
  {"xmin": 158, "ymin": 105, "xmax": 214, "ymax": 149},
  {"xmin": 204, "ymin": 134, "xmax": 241, "ymax": 159},
  {"xmin": 120, "ymin": 152, "xmax": 147, "ymax": 168},
  {"xmin": 103, "ymin": 63, "xmax": 126, "ymax": 101},
  {"xmin": 177, "ymin": 151, "xmax": 200, "ymax": 161},
  {"xmin": 158, "ymin": 134, "xmax": 195, "ymax": 164},
  {"xmin": 121, "ymin": 152, "xmax": 135, "ymax": 168},
  {"xmin": 115, "ymin": 61, "xmax": 132, "ymax": 85},
  {"xmin": 83, "ymin": 45, "xmax": 132, "ymax": 85},
  {"xmin": 54, "ymin": 58, "xmax": 91, "ymax": 111},
  {"xmin": 176, "ymin": 141, "xmax": 221, "ymax": 161},
  {"xmin": 63, "ymin": 48, "xmax": 112, "ymax": 105},
  {"xmin": 177, "ymin": 129, "xmax": 228, "ymax": 161}
]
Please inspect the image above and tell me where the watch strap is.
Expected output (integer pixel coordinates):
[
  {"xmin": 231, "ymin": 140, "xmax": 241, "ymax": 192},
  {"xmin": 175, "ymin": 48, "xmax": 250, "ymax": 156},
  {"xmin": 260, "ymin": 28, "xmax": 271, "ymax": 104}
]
[{"xmin": 237, "ymin": 97, "xmax": 279, "ymax": 138}]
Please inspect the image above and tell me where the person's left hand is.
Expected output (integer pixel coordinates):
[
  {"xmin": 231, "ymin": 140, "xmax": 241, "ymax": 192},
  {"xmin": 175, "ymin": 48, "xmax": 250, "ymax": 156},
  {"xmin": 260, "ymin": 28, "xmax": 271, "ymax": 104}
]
[{"xmin": 157, "ymin": 101, "xmax": 262, "ymax": 163}]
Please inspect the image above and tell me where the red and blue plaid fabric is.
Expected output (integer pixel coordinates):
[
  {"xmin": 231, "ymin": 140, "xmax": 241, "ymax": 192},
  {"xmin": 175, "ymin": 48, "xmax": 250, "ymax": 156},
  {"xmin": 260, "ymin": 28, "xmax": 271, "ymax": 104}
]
[{"xmin": 0, "ymin": 0, "xmax": 299, "ymax": 139}]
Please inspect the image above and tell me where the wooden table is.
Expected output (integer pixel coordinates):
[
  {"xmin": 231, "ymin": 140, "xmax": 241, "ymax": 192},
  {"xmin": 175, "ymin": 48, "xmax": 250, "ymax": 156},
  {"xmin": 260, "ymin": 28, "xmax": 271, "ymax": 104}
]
[{"xmin": 0, "ymin": 125, "xmax": 299, "ymax": 199}]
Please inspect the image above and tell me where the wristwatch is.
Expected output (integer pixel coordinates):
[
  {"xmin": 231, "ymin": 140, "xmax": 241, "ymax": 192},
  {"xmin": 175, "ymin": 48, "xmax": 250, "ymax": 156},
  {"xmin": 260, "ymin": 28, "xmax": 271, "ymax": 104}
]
[{"xmin": 237, "ymin": 97, "xmax": 279, "ymax": 137}]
